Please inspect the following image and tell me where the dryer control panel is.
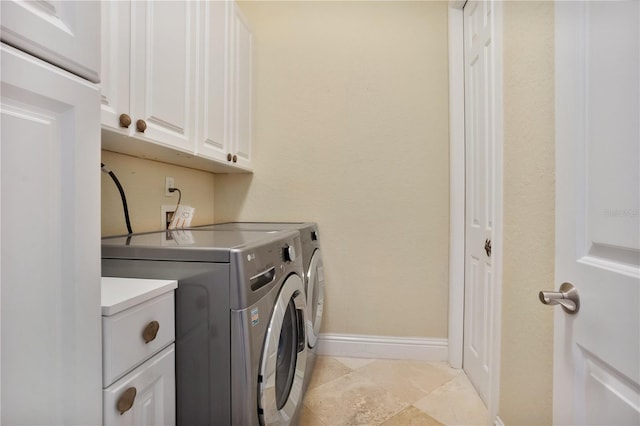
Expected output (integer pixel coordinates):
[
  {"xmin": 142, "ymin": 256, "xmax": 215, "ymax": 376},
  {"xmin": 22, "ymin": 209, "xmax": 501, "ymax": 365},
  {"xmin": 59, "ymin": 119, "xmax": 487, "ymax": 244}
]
[{"xmin": 230, "ymin": 230, "xmax": 303, "ymax": 309}]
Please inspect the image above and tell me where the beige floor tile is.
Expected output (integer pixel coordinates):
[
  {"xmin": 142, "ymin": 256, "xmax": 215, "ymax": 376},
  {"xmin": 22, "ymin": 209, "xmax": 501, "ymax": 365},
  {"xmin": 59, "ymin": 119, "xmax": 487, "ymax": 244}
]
[
  {"xmin": 299, "ymin": 405, "xmax": 327, "ymax": 426},
  {"xmin": 306, "ymin": 356, "xmax": 353, "ymax": 390},
  {"xmin": 304, "ymin": 372, "xmax": 409, "ymax": 425},
  {"xmin": 430, "ymin": 361, "xmax": 466, "ymax": 377},
  {"xmin": 413, "ymin": 375, "xmax": 489, "ymax": 426},
  {"xmin": 335, "ymin": 356, "xmax": 377, "ymax": 370},
  {"xmin": 354, "ymin": 359, "xmax": 456, "ymax": 404},
  {"xmin": 380, "ymin": 406, "xmax": 445, "ymax": 426}
]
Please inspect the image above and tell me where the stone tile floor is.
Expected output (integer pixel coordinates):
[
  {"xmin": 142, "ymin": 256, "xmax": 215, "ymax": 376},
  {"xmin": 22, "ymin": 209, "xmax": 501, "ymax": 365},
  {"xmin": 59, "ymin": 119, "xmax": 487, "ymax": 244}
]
[{"xmin": 300, "ymin": 356, "xmax": 489, "ymax": 426}]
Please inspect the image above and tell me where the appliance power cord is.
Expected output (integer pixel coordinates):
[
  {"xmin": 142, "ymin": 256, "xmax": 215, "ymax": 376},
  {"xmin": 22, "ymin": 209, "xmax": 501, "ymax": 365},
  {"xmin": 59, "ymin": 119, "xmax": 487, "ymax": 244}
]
[
  {"xmin": 168, "ymin": 187, "xmax": 182, "ymax": 227},
  {"xmin": 101, "ymin": 163, "xmax": 133, "ymax": 235}
]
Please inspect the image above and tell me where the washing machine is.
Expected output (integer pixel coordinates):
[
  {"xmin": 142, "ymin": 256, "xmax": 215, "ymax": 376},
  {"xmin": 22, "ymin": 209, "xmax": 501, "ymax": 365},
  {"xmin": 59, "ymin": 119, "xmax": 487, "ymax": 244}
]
[
  {"xmin": 101, "ymin": 228, "xmax": 307, "ymax": 425},
  {"xmin": 193, "ymin": 222, "xmax": 325, "ymax": 390}
]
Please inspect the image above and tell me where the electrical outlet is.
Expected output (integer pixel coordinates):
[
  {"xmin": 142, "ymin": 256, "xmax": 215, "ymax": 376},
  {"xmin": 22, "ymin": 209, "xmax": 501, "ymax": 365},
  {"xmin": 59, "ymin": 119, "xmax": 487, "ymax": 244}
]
[
  {"xmin": 161, "ymin": 205, "xmax": 176, "ymax": 230},
  {"xmin": 165, "ymin": 177, "xmax": 175, "ymax": 196}
]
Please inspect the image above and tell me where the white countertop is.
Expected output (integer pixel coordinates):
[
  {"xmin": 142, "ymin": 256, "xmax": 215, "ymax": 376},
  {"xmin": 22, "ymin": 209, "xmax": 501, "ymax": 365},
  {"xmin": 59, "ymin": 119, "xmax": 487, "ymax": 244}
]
[{"xmin": 101, "ymin": 277, "xmax": 178, "ymax": 316}]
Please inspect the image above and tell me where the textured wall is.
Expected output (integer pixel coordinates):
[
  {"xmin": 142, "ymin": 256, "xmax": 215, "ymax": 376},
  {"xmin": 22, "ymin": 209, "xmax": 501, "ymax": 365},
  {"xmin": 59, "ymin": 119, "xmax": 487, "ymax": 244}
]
[
  {"xmin": 101, "ymin": 150, "xmax": 215, "ymax": 236},
  {"xmin": 215, "ymin": 1, "xmax": 451, "ymax": 337},
  {"xmin": 499, "ymin": 2, "xmax": 555, "ymax": 424},
  {"xmin": 98, "ymin": 3, "xmax": 556, "ymax": 419}
]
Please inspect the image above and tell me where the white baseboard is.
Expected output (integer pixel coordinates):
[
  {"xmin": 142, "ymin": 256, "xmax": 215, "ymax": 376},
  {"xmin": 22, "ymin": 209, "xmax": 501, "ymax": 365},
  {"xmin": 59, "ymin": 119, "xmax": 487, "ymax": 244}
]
[
  {"xmin": 316, "ymin": 333, "xmax": 448, "ymax": 361},
  {"xmin": 494, "ymin": 415, "xmax": 505, "ymax": 426}
]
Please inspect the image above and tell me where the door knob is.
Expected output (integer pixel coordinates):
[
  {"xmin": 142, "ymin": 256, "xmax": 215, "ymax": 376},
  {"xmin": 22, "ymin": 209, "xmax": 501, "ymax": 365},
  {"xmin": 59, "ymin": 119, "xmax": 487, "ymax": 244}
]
[
  {"xmin": 539, "ymin": 282, "xmax": 580, "ymax": 314},
  {"xmin": 484, "ymin": 239, "xmax": 492, "ymax": 257}
]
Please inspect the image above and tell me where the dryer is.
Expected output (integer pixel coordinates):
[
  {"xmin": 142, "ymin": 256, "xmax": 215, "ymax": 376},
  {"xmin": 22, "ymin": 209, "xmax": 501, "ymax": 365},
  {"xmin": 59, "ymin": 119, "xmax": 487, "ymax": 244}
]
[
  {"xmin": 102, "ymin": 229, "xmax": 307, "ymax": 425},
  {"xmin": 194, "ymin": 222, "xmax": 325, "ymax": 390}
]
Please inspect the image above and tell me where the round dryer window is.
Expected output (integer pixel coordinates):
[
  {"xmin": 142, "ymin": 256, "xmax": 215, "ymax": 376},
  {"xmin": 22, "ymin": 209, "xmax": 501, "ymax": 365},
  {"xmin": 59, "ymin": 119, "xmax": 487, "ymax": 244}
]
[
  {"xmin": 259, "ymin": 274, "xmax": 307, "ymax": 424},
  {"xmin": 306, "ymin": 249, "xmax": 325, "ymax": 348},
  {"xmin": 276, "ymin": 299, "xmax": 298, "ymax": 409}
]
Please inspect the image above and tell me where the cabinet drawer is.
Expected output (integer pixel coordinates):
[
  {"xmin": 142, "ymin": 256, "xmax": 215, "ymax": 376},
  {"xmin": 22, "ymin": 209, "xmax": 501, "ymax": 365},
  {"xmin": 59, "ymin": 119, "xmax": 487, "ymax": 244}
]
[
  {"xmin": 103, "ymin": 291, "xmax": 175, "ymax": 385},
  {"xmin": 103, "ymin": 344, "xmax": 175, "ymax": 426}
]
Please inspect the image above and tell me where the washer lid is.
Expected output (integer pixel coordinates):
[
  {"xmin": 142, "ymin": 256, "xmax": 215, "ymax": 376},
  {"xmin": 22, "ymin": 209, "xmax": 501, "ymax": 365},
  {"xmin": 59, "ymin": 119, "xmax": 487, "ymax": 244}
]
[
  {"xmin": 195, "ymin": 222, "xmax": 308, "ymax": 231},
  {"xmin": 102, "ymin": 229, "xmax": 290, "ymax": 262},
  {"xmin": 195, "ymin": 222, "xmax": 320, "ymax": 248}
]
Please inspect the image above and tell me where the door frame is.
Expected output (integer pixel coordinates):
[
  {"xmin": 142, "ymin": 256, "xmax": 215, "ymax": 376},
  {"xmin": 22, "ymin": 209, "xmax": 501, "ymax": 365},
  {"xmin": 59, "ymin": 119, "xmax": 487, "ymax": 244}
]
[{"xmin": 448, "ymin": 1, "xmax": 504, "ymax": 423}]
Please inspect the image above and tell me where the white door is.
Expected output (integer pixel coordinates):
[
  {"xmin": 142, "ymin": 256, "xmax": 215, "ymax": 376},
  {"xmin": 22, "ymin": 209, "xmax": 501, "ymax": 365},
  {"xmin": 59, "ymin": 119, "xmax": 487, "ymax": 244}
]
[
  {"xmin": 553, "ymin": 2, "xmax": 640, "ymax": 425},
  {"xmin": 230, "ymin": 4, "xmax": 253, "ymax": 168},
  {"xmin": 0, "ymin": 0, "xmax": 100, "ymax": 82},
  {"xmin": 100, "ymin": 0, "xmax": 132, "ymax": 132},
  {"xmin": 196, "ymin": 0, "xmax": 232, "ymax": 163},
  {"xmin": 103, "ymin": 345, "xmax": 175, "ymax": 426},
  {"xmin": 130, "ymin": 0, "xmax": 197, "ymax": 152},
  {"xmin": 463, "ymin": 0, "xmax": 501, "ymax": 407},
  {"xmin": 1, "ymin": 43, "xmax": 102, "ymax": 425}
]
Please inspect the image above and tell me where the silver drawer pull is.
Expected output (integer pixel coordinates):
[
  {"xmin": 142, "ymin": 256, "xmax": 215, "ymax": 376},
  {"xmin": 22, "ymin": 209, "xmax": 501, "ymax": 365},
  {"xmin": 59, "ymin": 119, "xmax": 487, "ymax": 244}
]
[{"xmin": 142, "ymin": 321, "xmax": 160, "ymax": 343}]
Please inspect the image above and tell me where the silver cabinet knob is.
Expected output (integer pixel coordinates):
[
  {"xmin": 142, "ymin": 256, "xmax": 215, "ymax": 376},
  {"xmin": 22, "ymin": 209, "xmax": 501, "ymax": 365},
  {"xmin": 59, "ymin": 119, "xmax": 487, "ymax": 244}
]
[{"xmin": 539, "ymin": 282, "xmax": 580, "ymax": 314}]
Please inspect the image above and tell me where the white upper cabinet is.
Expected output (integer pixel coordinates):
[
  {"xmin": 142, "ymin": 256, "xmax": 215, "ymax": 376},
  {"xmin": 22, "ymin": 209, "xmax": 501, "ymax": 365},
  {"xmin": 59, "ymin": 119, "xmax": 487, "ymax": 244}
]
[
  {"xmin": 130, "ymin": 1, "xmax": 197, "ymax": 152},
  {"xmin": 101, "ymin": 1, "xmax": 197, "ymax": 154},
  {"xmin": 0, "ymin": 0, "xmax": 100, "ymax": 82},
  {"xmin": 196, "ymin": 0, "xmax": 232, "ymax": 163},
  {"xmin": 196, "ymin": 2, "xmax": 253, "ymax": 170},
  {"xmin": 101, "ymin": 0, "xmax": 131, "ymax": 132},
  {"xmin": 230, "ymin": 4, "xmax": 253, "ymax": 169},
  {"xmin": 101, "ymin": 0, "xmax": 252, "ymax": 173}
]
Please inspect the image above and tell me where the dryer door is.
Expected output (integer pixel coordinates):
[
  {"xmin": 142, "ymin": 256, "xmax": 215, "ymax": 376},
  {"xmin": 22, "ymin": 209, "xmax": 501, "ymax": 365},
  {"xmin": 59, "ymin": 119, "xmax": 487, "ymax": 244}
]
[
  {"xmin": 305, "ymin": 249, "xmax": 325, "ymax": 349},
  {"xmin": 258, "ymin": 274, "xmax": 307, "ymax": 425}
]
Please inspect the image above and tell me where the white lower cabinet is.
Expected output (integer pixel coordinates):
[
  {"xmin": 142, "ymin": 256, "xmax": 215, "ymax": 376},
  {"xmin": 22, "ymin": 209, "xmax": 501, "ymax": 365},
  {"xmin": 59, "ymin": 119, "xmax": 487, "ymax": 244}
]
[
  {"xmin": 103, "ymin": 345, "xmax": 176, "ymax": 426},
  {"xmin": 101, "ymin": 278, "xmax": 178, "ymax": 426},
  {"xmin": 103, "ymin": 292, "xmax": 176, "ymax": 386}
]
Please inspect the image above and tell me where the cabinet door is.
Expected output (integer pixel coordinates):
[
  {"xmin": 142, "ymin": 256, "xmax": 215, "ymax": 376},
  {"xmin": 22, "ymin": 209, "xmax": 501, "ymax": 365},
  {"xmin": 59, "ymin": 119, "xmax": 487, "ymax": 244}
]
[
  {"xmin": 103, "ymin": 345, "xmax": 176, "ymax": 426},
  {"xmin": 231, "ymin": 4, "xmax": 253, "ymax": 169},
  {"xmin": 0, "ymin": 1, "xmax": 100, "ymax": 82},
  {"xmin": 101, "ymin": 0, "xmax": 132, "ymax": 133},
  {"xmin": 130, "ymin": 1, "xmax": 197, "ymax": 153},
  {"xmin": 196, "ymin": 0, "xmax": 231, "ymax": 162},
  {"xmin": 1, "ymin": 43, "xmax": 101, "ymax": 425}
]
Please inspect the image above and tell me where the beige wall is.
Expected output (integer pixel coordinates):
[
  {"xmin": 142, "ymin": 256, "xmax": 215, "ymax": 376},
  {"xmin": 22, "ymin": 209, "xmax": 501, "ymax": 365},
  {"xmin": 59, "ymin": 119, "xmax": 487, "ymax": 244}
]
[
  {"xmin": 101, "ymin": 150, "xmax": 215, "ymax": 236},
  {"xmin": 499, "ymin": 2, "xmax": 555, "ymax": 424},
  {"xmin": 216, "ymin": 1, "xmax": 451, "ymax": 337},
  {"xmin": 99, "ymin": 3, "xmax": 556, "ymax": 420}
]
